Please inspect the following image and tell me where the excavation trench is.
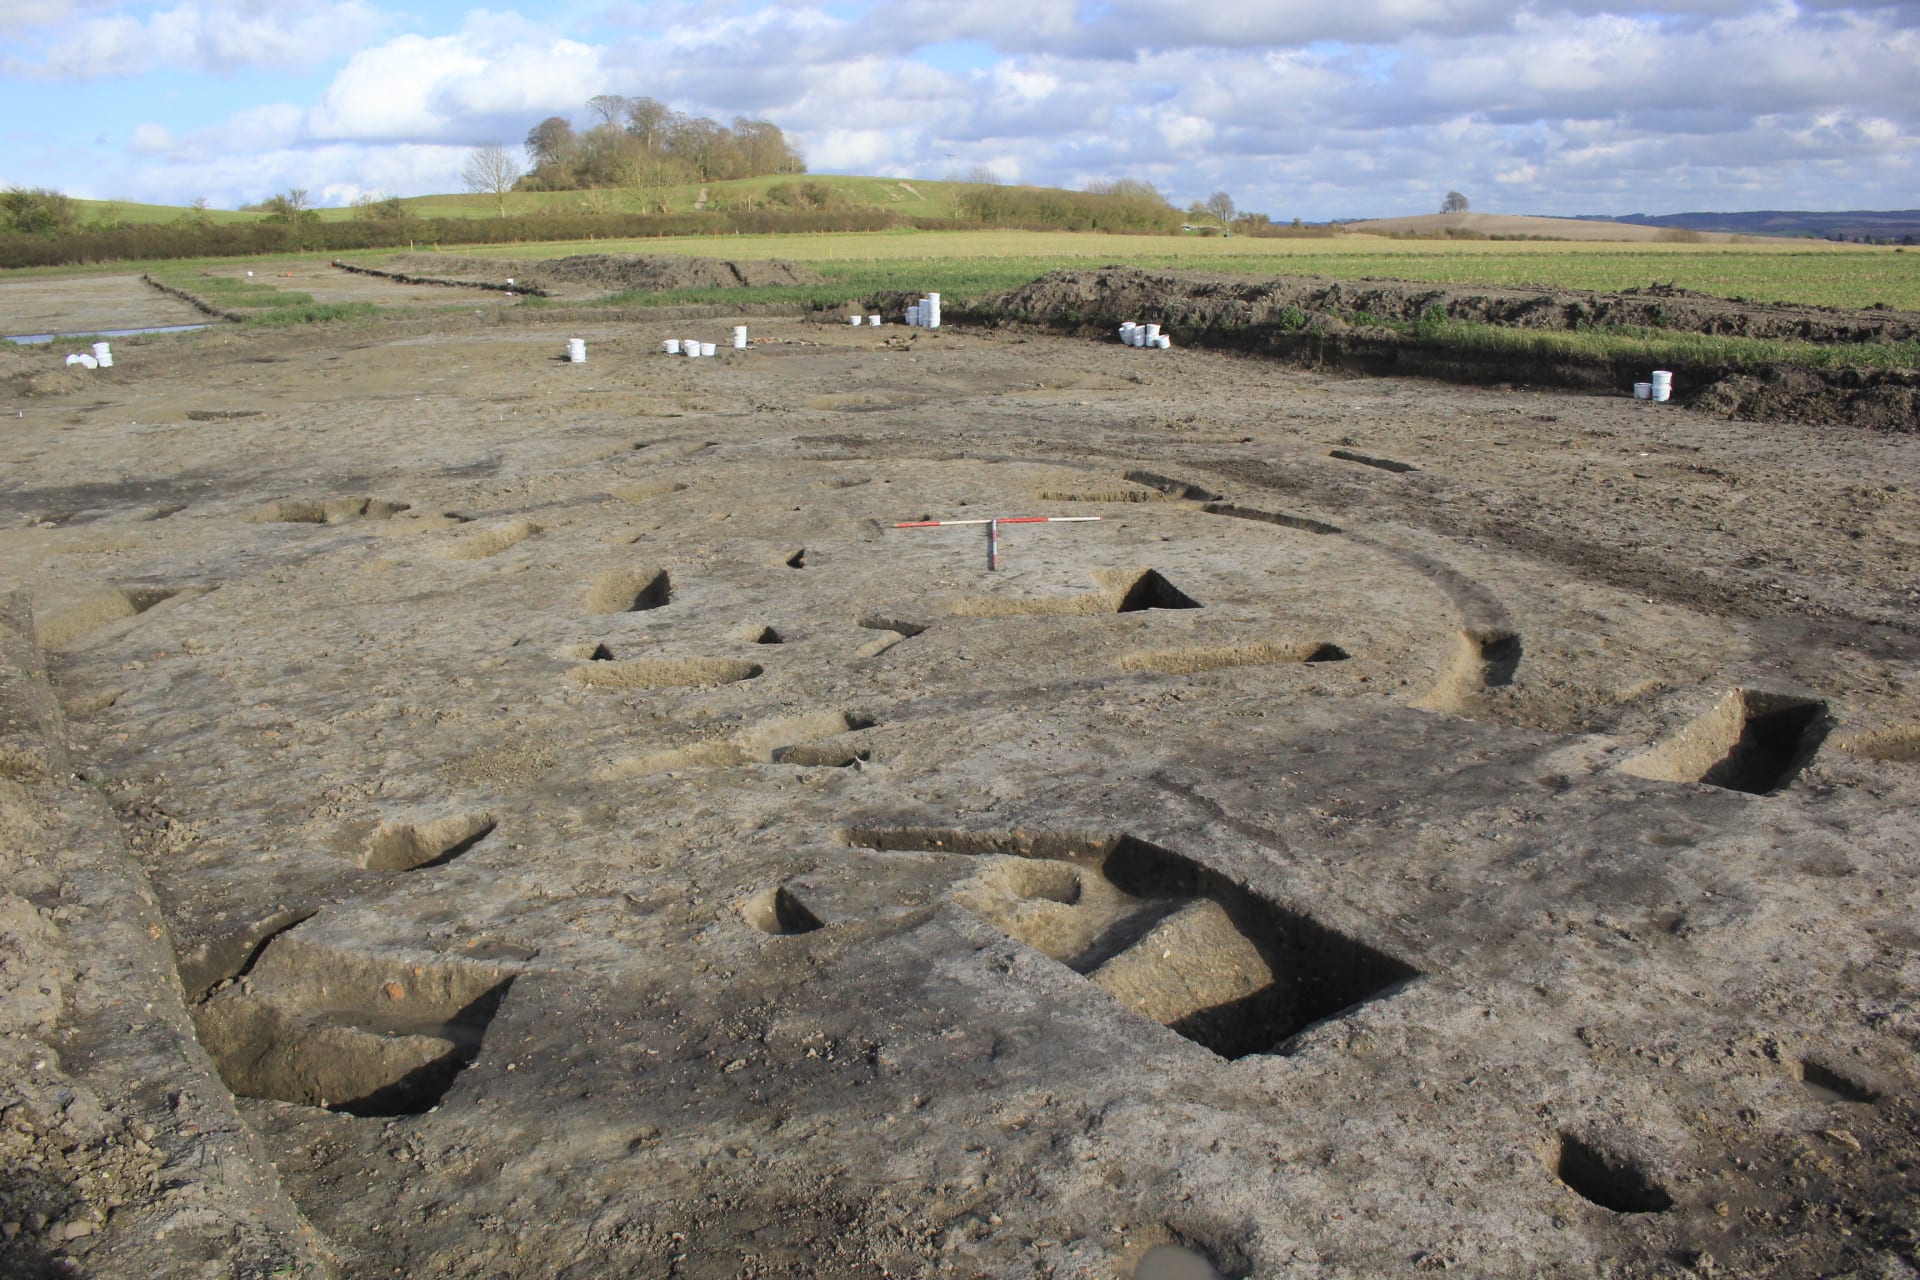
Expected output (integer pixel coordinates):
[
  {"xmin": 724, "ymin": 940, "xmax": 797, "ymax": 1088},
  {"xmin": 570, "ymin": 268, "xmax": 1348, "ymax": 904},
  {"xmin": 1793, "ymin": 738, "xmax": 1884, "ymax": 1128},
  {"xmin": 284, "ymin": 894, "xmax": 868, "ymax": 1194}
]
[{"xmin": 844, "ymin": 828, "xmax": 1416, "ymax": 1059}]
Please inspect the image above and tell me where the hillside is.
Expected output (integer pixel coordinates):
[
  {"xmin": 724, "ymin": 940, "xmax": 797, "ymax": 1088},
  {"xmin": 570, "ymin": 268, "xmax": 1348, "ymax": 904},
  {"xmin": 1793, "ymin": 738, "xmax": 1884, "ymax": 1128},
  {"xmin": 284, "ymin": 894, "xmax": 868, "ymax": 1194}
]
[
  {"xmin": 66, "ymin": 176, "xmax": 985, "ymax": 228},
  {"xmin": 1342, "ymin": 212, "xmax": 1745, "ymax": 242},
  {"xmin": 1588, "ymin": 209, "xmax": 1920, "ymax": 242}
]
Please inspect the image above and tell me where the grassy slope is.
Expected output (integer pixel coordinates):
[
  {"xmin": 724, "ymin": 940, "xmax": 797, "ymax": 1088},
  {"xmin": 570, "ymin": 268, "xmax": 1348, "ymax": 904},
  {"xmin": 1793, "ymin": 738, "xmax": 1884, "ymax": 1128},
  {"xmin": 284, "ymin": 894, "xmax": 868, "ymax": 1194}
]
[{"xmin": 396, "ymin": 174, "xmax": 978, "ymax": 221}]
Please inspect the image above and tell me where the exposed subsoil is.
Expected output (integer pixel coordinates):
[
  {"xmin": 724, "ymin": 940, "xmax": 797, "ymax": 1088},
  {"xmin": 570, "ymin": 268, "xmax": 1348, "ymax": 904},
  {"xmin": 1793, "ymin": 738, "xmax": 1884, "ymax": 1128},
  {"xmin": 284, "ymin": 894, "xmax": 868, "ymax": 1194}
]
[
  {"xmin": 379, "ymin": 252, "xmax": 826, "ymax": 299},
  {"xmin": 950, "ymin": 269, "xmax": 1920, "ymax": 431},
  {"xmin": 1, "ymin": 293, "xmax": 1918, "ymax": 1280}
]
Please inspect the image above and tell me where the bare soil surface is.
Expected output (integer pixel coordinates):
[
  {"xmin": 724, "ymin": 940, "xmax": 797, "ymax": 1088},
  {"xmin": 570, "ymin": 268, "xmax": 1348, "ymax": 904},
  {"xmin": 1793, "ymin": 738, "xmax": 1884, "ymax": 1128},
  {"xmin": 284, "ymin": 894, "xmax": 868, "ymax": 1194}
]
[
  {"xmin": 2, "ymin": 305, "xmax": 1918, "ymax": 1279},
  {"xmin": 380, "ymin": 252, "xmax": 827, "ymax": 299},
  {"xmin": 0, "ymin": 273, "xmax": 210, "ymax": 339}
]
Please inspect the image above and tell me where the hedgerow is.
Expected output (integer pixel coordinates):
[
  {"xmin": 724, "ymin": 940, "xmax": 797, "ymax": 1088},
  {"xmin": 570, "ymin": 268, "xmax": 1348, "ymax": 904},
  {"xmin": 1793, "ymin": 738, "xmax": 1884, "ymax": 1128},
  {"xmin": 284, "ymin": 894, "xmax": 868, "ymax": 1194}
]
[{"xmin": 0, "ymin": 209, "xmax": 906, "ymax": 269}]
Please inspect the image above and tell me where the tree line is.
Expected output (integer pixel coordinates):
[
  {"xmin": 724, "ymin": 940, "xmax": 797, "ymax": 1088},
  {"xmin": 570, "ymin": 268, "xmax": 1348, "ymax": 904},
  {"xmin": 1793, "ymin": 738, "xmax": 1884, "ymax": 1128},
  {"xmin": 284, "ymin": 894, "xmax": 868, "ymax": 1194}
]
[{"xmin": 518, "ymin": 95, "xmax": 806, "ymax": 207}]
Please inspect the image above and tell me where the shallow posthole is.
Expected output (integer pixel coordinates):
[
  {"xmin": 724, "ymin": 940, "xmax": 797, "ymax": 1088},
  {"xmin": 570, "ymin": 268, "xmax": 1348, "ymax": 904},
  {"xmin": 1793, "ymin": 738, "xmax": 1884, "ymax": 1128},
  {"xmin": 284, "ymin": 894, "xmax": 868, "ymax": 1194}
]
[
  {"xmin": 1552, "ymin": 1132, "xmax": 1673, "ymax": 1214},
  {"xmin": 743, "ymin": 885, "xmax": 825, "ymax": 936}
]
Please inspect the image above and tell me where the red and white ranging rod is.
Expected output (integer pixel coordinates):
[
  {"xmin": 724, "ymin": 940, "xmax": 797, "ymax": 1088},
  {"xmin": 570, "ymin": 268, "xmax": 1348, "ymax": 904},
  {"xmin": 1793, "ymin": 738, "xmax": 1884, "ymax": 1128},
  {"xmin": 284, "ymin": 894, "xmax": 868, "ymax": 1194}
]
[{"xmin": 893, "ymin": 515, "xmax": 1100, "ymax": 570}]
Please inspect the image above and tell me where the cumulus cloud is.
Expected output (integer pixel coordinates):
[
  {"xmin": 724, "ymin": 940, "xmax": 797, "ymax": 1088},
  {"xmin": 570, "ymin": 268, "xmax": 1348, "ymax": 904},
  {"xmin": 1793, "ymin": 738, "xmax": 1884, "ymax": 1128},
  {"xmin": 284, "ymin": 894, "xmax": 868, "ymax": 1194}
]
[
  {"xmin": 16, "ymin": 0, "xmax": 1914, "ymax": 217},
  {"xmin": 3, "ymin": 0, "xmax": 387, "ymax": 77},
  {"xmin": 305, "ymin": 21, "xmax": 604, "ymax": 143}
]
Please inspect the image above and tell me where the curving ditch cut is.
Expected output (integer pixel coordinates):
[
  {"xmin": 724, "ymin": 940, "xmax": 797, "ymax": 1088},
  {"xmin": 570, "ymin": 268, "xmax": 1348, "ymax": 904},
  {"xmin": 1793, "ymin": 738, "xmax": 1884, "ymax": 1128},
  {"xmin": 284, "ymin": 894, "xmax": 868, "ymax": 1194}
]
[
  {"xmin": 1119, "ymin": 640, "xmax": 1349, "ymax": 674},
  {"xmin": 841, "ymin": 828, "xmax": 1416, "ymax": 1059}
]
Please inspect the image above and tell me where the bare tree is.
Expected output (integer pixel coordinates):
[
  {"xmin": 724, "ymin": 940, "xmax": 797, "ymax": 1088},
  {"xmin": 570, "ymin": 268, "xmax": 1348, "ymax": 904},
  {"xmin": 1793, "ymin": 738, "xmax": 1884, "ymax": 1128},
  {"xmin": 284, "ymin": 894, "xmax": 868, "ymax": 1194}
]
[
  {"xmin": 463, "ymin": 144, "xmax": 523, "ymax": 217},
  {"xmin": 620, "ymin": 153, "xmax": 690, "ymax": 214},
  {"xmin": 1441, "ymin": 190, "xmax": 1470, "ymax": 213},
  {"xmin": 1086, "ymin": 178, "xmax": 1165, "ymax": 202},
  {"xmin": 1204, "ymin": 191, "xmax": 1236, "ymax": 224},
  {"xmin": 586, "ymin": 94, "xmax": 630, "ymax": 127}
]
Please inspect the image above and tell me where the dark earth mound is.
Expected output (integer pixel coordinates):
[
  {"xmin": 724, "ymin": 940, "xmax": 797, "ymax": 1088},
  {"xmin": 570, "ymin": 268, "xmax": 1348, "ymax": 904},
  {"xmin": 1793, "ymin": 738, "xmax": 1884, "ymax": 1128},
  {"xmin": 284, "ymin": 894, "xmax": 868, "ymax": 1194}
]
[{"xmin": 951, "ymin": 268, "xmax": 1920, "ymax": 431}]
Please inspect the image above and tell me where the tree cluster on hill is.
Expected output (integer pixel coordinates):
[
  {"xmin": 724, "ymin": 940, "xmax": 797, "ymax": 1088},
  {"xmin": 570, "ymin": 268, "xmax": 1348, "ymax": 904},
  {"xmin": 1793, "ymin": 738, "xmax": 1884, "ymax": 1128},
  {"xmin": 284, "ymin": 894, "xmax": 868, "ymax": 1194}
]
[
  {"xmin": 518, "ymin": 95, "xmax": 805, "ymax": 208},
  {"xmin": 1, "ymin": 186, "xmax": 77, "ymax": 235},
  {"xmin": 240, "ymin": 189, "xmax": 320, "ymax": 223},
  {"xmin": 954, "ymin": 178, "xmax": 1181, "ymax": 233}
]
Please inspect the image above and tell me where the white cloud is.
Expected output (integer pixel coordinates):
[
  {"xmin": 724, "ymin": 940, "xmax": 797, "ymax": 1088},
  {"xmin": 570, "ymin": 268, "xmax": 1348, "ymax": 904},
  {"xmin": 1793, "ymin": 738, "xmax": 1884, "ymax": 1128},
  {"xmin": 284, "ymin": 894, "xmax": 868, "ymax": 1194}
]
[
  {"xmin": 128, "ymin": 121, "xmax": 172, "ymax": 152},
  {"xmin": 305, "ymin": 18, "xmax": 604, "ymax": 143},
  {"xmin": 4, "ymin": 0, "xmax": 387, "ymax": 77},
  {"xmin": 9, "ymin": 0, "xmax": 1915, "ymax": 219}
]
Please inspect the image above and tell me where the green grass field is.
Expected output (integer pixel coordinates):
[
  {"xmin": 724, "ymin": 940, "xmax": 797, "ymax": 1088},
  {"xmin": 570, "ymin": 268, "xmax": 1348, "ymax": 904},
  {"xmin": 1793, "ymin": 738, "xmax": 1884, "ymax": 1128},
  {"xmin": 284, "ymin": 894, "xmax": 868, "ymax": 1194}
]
[{"xmin": 441, "ymin": 228, "xmax": 1919, "ymax": 312}]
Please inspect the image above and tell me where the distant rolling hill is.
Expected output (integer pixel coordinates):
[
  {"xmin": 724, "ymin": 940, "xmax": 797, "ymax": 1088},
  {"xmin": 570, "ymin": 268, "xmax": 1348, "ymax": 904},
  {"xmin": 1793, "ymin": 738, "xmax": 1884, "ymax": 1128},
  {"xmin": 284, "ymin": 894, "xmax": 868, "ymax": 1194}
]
[
  {"xmin": 1577, "ymin": 210, "xmax": 1920, "ymax": 242},
  {"xmin": 1342, "ymin": 212, "xmax": 1746, "ymax": 242}
]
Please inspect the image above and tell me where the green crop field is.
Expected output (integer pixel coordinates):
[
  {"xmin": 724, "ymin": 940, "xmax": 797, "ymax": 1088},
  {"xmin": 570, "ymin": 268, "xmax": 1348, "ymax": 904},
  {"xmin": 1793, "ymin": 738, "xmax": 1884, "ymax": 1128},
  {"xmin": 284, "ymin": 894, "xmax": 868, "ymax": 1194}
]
[{"xmin": 428, "ymin": 228, "xmax": 1919, "ymax": 312}]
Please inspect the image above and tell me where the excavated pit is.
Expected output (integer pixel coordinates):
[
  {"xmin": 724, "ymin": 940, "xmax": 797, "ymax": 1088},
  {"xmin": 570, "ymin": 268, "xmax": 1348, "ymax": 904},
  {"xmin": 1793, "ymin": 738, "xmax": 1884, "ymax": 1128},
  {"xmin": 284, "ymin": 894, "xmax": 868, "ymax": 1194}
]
[
  {"xmin": 844, "ymin": 829, "xmax": 1417, "ymax": 1059},
  {"xmin": 190, "ymin": 930, "xmax": 517, "ymax": 1117},
  {"xmin": 1623, "ymin": 688, "xmax": 1827, "ymax": 794},
  {"xmin": 1552, "ymin": 1133, "xmax": 1674, "ymax": 1215}
]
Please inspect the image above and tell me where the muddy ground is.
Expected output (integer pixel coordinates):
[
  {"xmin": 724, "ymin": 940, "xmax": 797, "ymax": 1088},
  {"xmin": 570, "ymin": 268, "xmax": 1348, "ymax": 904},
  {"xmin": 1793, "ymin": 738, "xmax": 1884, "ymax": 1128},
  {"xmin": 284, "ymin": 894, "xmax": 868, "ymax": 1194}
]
[{"xmin": 1, "ymin": 285, "xmax": 1918, "ymax": 1280}]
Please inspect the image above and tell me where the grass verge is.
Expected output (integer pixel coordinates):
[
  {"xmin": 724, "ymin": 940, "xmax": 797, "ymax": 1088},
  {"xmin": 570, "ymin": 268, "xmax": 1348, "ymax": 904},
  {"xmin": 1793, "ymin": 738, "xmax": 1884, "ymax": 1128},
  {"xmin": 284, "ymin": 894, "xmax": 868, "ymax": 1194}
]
[{"xmin": 1409, "ymin": 317, "xmax": 1920, "ymax": 372}]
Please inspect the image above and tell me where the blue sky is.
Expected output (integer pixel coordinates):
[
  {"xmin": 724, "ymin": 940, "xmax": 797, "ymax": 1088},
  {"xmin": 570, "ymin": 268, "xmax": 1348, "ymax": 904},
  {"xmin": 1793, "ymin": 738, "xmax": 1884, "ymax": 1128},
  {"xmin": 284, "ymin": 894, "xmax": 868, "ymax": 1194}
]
[{"xmin": 1, "ymin": 0, "xmax": 1915, "ymax": 219}]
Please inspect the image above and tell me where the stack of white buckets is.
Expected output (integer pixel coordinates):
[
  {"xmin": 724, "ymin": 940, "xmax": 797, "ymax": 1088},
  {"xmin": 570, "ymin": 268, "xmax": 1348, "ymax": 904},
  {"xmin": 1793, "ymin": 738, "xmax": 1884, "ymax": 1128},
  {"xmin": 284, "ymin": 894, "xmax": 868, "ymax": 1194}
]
[
  {"xmin": 566, "ymin": 327, "xmax": 752, "ymax": 362},
  {"xmin": 63, "ymin": 341, "xmax": 113, "ymax": 370},
  {"xmin": 1633, "ymin": 370, "xmax": 1674, "ymax": 402},
  {"xmin": 1119, "ymin": 322, "xmax": 1172, "ymax": 350},
  {"xmin": 903, "ymin": 293, "xmax": 940, "ymax": 328}
]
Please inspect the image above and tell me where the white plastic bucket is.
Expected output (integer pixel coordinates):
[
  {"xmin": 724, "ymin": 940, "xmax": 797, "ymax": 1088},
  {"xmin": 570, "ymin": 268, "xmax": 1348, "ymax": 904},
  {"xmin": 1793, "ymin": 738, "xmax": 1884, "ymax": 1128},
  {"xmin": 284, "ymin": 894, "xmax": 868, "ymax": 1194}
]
[
  {"xmin": 906, "ymin": 305, "xmax": 920, "ymax": 326},
  {"xmin": 732, "ymin": 326, "xmax": 748, "ymax": 349},
  {"xmin": 1652, "ymin": 386, "xmax": 1671, "ymax": 402},
  {"xmin": 1633, "ymin": 382, "xmax": 1651, "ymax": 399},
  {"xmin": 665, "ymin": 339, "xmax": 682, "ymax": 354},
  {"xmin": 867, "ymin": 315, "xmax": 881, "ymax": 326},
  {"xmin": 849, "ymin": 315, "xmax": 864, "ymax": 326},
  {"xmin": 685, "ymin": 342, "xmax": 701, "ymax": 358},
  {"xmin": 92, "ymin": 341, "xmax": 113, "ymax": 367},
  {"xmin": 1155, "ymin": 335, "xmax": 1171, "ymax": 350},
  {"xmin": 1144, "ymin": 324, "xmax": 1161, "ymax": 341},
  {"xmin": 1651, "ymin": 369, "xmax": 1673, "ymax": 402},
  {"xmin": 567, "ymin": 338, "xmax": 586, "ymax": 363},
  {"xmin": 700, "ymin": 342, "xmax": 717, "ymax": 357}
]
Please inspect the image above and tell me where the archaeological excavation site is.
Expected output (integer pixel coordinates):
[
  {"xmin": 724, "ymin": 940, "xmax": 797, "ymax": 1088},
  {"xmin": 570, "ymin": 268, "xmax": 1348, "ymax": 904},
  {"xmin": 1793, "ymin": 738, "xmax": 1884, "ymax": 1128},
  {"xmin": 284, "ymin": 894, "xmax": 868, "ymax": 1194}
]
[{"xmin": 2, "ymin": 261, "xmax": 1917, "ymax": 1279}]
